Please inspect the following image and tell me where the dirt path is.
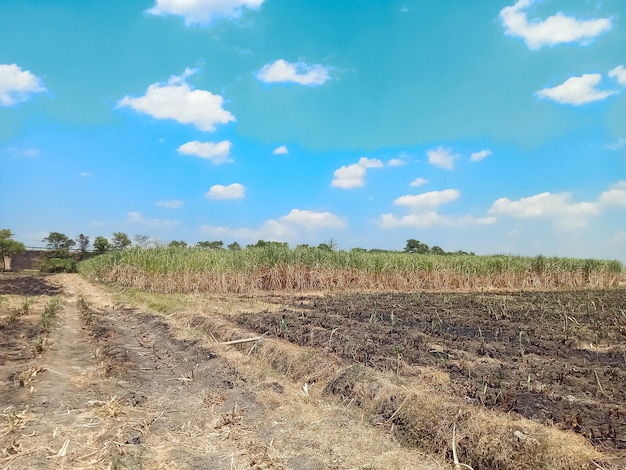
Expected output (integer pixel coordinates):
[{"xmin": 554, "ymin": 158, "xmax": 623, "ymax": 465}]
[
  {"xmin": 1, "ymin": 274, "xmax": 441, "ymax": 470},
  {"xmin": 1, "ymin": 274, "xmax": 278, "ymax": 469}
]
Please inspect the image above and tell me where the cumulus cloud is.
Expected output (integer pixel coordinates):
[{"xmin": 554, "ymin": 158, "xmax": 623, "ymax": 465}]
[
  {"xmin": 156, "ymin": 200, "xmax": 184, "ymax": 209},
  {"xmin": 331, "ymin": 157, "xmax": 384, "ymax": 189},
  {"xmin": 380, "ymin": 213, "xmax": 496, "ymax": 228},
  {"xmin": 0, "ymin": 64, "xmax": 46, "ymax": 106},
  {"xmin": 256, "ymin": 59, "xmax": 330, "ymax": 86},
  {"xmin": 117, "ymin": 68, "xmax": 235, "ymax": 131},
  {"xmin": 409, "ymin": 177, "xmax": 428, "ymax": 187},
  {"xmin": 427, "ymin": 146, "xmax": 458, "ymax": 170},
  {"xmin": 387, "ymin": 158, "xmax": 406, "ymax": 167},
  {"xmin": 380, "ymin": 189, "xmax": 495, "ymax": 228},
  {"xmin": 200, "ymin": 208, "xmax": 346, "ymax": 242},
  {"xmin": 394, "ymin": 189, "xmax": 460, "ymax": 211},
  {"xmin": 280, "ymin": 209, "xmax": 346, "ymax": 230},
  {"xmin": 147, "ymin": 0, "xmax": 264, "ymax": 26},
  {"xmin": 598, "ymin": 181, "xmax": 626, "ymax": 207},
  {"xmin": 489, "ymin": 191, "xmax": 600, "ymax": 230},
  {"xmin": 128, "ymin": 211, "xmax": 180, "ymax": 228},
  {"xmin": 470, "ymin": 149, "xmax": 491, "ymax": 162},
  {"xmin": 535, "ymin": 74, "xmax": 617, "ymax": 105},
  {"xmin": 609, "ymin": 65, "xmax": 626, "ymax": 86},
  {"xmin": 177, "ymin": 140, "xmax": 232, "ymax": 163},
  {"xmin": 206, "ymin": 183, "xmax": 245, "ymax": 200},
  {"xmin": 273, "ymin": 145, "xmax": 288, "ymax": 155},
  {"xmin": 499, "ymin": 0, "xmax": 612, "ymax": 50}
]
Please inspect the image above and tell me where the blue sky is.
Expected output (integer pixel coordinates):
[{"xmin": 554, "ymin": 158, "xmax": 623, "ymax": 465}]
[{"xmin": 1, "ymin": 0, "xmax": 625, "ymax": 261}]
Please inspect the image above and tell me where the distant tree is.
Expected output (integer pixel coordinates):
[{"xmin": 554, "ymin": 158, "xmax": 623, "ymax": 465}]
[
  {"xmin": 168, "ymin": 240, "xmax": 188, "ymax": 248},
  {"xmin": 295, "ymin": 244, "xmax": 310, "ymax": 250},
  {"xmin": 227, "ymin": 242, "xmax": 241, "ymax": 251},
  {"xmin": 93, "ymin": 236, "xmax": 110, "ymax": 255},
  {"xmin": 350, "ymin": 247, "xmax": 367, "ymax": 253},
  {"xmin": 317, "ymin": 243, "xmax": 333, "ymax": 252},
  {"xmin": 43, "ymin": 232, "xmax": 75, "ymax": 250},
  {"xmin": 111, "ymin": 232, "xmax": 132, "ymax": 250},
  {"xmin": 430, "ymin": 245, "xmax": 445, "ymax": 255},
  {"xmin": 40, "ymin": 231, "xmax": 76, "ymax": 272},
  {"xmin": 197, "ymin": 240, "xmax": 223, "ymax": 249},
  {"xmin": 0, "ymin": 229, "xmax": 25, "ymax": 270},
  {"xmin": 77, "ymin": 234, "xmax": 90, "ymax": 260},
  {"xmin": 404, "ymin": 239, "xmax": 430, "ymax": 254},
  {"xmin": 247, "ymin": 240, "xmax": 288, "ymax": 249},
  {"xmin": 134, "ymin": 234, "xmax": 151, "ymax": 248}
]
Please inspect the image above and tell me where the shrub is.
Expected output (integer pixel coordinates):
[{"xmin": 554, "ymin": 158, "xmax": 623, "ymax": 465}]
[{"xmin": 40, "ymin": 257, "xmax": 77, "ymax": 273}]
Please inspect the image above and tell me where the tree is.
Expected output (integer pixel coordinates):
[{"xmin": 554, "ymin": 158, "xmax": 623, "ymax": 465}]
[
  {"xmin": 0, "ymin": 229, "xmax": 25, "ymax": 270},
  {"xmin": 77, "ymin": 234, "xmax": 90, "ymax": 260},
  {"xmin": 168, "ymin": 240, "xmax": 188, "ymax": 248},
  {"xmin": 404, "ymin": 239, "xmax": 430, "ymax": 254},
  {"xmin": 227, "ymin": 242, "xmax": 241, "ymax": 251},
  {"xmin": 40, "ymin": 232, "xmax": 76, "ymax": 272},
  {"xmin": 43, "ymin": 232, "xmax": 75, "ymax": 250},
  {"xmin": 197, "ymin": 240, "xmax": 224, "ymax": 249},
  {"xmin": 111, "ymin": 232, "xmax": 132, "ymax": 250},
  {"xmin": 134, "ymin": 234, "xmax": 150, "ymax": 248},
  {"xmin": 93, "ymin": 236, "xmax": 110, "ymax": 255},
  {"xmin": 430, "ymin": 245, "xmax": 445, "ymax": 255}
]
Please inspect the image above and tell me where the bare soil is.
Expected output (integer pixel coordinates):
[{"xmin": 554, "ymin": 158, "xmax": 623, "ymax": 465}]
[
  {"xmin": 0, "ymin": 273, "xmax": 443, "ymax": 469},
  {"xmin": 236, "ymin": 290, "xmax": 626, "ymax": 458}
]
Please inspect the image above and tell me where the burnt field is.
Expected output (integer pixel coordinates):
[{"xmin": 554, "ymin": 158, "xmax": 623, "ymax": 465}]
[{"xmin": 236, "ymin": 289, "xmax": 626, "ymax": 453}]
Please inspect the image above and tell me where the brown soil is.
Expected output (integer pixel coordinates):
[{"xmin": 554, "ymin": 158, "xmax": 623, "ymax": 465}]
[
  {"xmin": 236, "ymin": 290, "xmax": 626, "ymax": 458},
  {"xmin": 0, "ymin": 273, "xmax": 443, "ymax": 469}
]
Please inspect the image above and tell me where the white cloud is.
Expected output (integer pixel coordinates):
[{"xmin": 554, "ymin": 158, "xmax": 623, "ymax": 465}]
[
  {"xmin": 256, "ymin": 59, "xmax": 330, "ymax": 86},
  {"xmin": 470, "ymin": 149, "xmax": 491, "ymax": 162},
  {"xmin": 394, "ymin": 189, "xmax": 460, "ymax": 211},
  {"xmin": 0, "ymin": 64, "xmax": 46, "ymax": 106},
  {"xmin": 426, "ymin": 146, "xmax": 458, "ymax": 170},
  {"xmin": 117, "ymin": 69, "xmax": 235, "ymax": 132},
  {"xmin": 79, "ymin": 171, "xmax": 93, "ymax": 178},
  {"xmin": 5, "ymin": 147, "xmax": 40, "ymax": 158},
  {"xmin": 489, "ymin": 191, "xmax": 599, "ymax": 230},
  {"xmin": 387, "ymin": 158, "xmax": 406, "ymax": 167},
  {"xmin": 380, "ymin": 213, "xmax": 496, "ymax": 228},
  {"xmin": 273, "ymin": 145, "xmax": 288, "ymax": 155},
  {"xmin": 177, "ymin": 140, "xmax": 232, "ymax": 163},
  {"xmin": 147, "ymin": 0, "xmax": 264, "ymax": 26},
  {"xmin": 598, "ymin": 181, "xmax": 626, "ymax": 207},
  {"xmin": 380, "ymin": 188, "xmax": 494, "ymax": 228},
  {"xmin": 280, "ymin": 209, "xmax": 346, "ymax": 230},
  {"xmin": 331, "ymin": 157, "xmax": 384, "ymax": 189},
  {"xmin": 535, "ymin": 74, "xmax": 617, "ymax": 105},
  {"xmin": 156, "ymin": 200, "xmax": 184, "ymax": 209},
  {"xmin": 206, "ymin": 183, "xmax": 245, "ymax": 200},
  {"xmin": 499, "ymin": 0, "xmax": 612, "ymax": 50},
  {"xmin": 609, "ymin": 65, "xmax": 626, "ymax": 86},
  {"xmin": 606, "ymin": 138, "xmax": 626, "ymax": 150},
  {"xmin": 200, "ymin": 208, "xmax": 346, "ymax": 243},
  {"xmin": 128, "ymin": 211, "xmax": 180, "ymax": 228},
  {"xmin": 409, "ymin": 177, "xmax": 428, "ymax": 187}
]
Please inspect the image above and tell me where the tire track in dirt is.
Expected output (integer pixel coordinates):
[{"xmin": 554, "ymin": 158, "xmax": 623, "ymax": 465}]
[{"xmin": 1, "ymin": 275, "xmax": 274, "ymax": 469}]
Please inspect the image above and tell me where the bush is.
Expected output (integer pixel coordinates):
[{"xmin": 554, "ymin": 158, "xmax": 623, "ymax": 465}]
[{"xmin": 40, "ymin": 257, "xmax": 78, "ymax": 273}]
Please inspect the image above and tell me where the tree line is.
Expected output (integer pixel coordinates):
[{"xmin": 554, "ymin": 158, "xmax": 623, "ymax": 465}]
[{"xmin": 1, "ymin": 228, "xmax": 474, "ymax": 273}]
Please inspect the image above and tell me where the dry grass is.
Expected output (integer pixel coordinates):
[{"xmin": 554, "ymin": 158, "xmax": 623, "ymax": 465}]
[{"xmin": 107, "ymin": 286, "xmax": 615, "ymax": 469}]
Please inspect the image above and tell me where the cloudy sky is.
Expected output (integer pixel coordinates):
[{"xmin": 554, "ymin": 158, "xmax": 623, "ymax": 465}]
[{"xmin": 1, "ymin": 0, "xmax": 625, "ymax": 261}]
